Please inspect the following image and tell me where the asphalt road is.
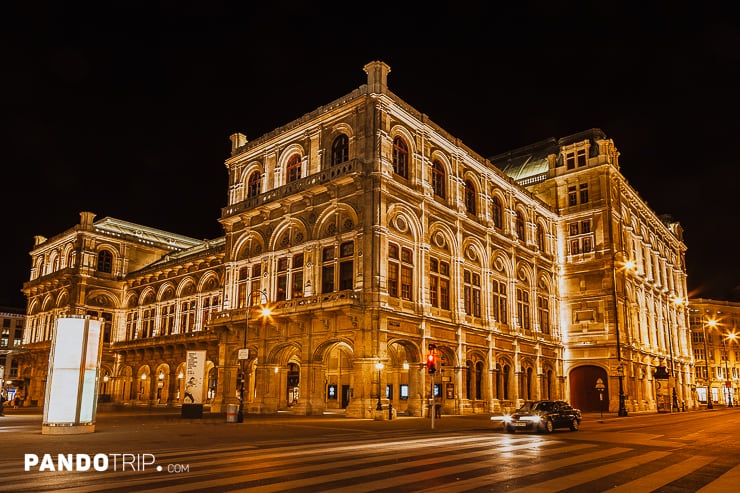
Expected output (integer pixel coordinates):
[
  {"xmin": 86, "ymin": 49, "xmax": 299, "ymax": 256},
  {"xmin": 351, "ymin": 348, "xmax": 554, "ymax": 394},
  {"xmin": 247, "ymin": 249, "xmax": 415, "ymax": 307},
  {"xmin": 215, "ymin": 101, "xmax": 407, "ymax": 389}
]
[{"xmin": 2, "ymin": 406, "xmax": 739, "ymax": 492}]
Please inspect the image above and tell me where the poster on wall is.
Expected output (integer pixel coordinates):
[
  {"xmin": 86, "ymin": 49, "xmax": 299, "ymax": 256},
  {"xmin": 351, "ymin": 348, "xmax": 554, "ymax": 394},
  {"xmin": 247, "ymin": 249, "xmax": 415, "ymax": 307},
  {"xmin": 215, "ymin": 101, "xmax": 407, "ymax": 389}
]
[{"xmin": 185, "ymin": 350, "xmax": 206, "ymax": 404}]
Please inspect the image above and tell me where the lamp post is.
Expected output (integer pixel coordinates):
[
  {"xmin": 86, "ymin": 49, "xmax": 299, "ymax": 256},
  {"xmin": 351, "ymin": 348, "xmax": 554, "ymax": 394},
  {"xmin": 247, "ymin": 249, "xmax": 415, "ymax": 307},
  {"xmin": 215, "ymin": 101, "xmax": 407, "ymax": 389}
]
[
  {"xmin": 668, "ymin": 297, "xmax": 683, "ymax": 413},
  {"xmin": 616, "ymin": 364, "xmax": 627, "ymax": 416},
  {"xmin": 722, "ymin": 331, "xmax": 735, "ymax": 407},
  {"xmin": 611, "ymin": 252, "xmax": 632, "ymax": 418},
  {"xmin": 375, "ymin": 361, "xmax": 384, "ymax": 411},
  {"xmin": 704, "ymin": 319, "xmax": 716, "ymax": 409},
  {"xmin": 238, "ymin": 290, "xmax": 270, "ymax": 423}
]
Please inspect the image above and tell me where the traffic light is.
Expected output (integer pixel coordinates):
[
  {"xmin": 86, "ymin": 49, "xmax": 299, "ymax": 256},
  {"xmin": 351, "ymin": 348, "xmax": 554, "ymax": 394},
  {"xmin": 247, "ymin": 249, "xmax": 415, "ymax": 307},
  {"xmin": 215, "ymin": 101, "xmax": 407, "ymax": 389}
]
[{"xmin": 427, "ymin": 344, "xmax": 437, "ymax": 374}]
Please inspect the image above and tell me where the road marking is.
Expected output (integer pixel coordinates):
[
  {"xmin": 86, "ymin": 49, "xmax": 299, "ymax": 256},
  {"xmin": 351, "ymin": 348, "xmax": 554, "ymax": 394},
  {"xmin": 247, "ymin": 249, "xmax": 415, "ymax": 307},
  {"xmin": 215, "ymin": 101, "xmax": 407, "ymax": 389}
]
[
  {"xmin": 697, "ymin": 462, "xmax": 740, "ymax": 493},
  {"xmin": 609, "ymin": 455, "xmax": 715, "ymax": 492}
]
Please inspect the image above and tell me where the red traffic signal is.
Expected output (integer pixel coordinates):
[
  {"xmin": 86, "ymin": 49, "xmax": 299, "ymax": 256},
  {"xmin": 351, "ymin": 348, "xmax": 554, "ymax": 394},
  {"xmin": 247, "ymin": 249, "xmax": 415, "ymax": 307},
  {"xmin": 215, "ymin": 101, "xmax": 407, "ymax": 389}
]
[{"xmin": 427, "ymin": 344, "xmax": 437, "ymax": 375}]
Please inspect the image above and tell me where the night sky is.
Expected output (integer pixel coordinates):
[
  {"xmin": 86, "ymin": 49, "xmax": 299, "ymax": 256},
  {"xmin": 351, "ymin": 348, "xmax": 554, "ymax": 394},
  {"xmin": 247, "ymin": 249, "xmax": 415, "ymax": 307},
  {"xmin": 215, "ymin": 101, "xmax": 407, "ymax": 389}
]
[{"xmin": 2, "ymin": 3, "xmax": 739, "ymax": 309}]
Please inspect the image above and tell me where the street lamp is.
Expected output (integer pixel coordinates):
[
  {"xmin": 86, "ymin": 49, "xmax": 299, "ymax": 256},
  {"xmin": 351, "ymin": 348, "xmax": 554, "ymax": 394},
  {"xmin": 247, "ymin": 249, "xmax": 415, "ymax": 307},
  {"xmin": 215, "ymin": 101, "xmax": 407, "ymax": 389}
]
[
  {"xmin": 668, "ymin": 297, "xmax": 684, "ymax": 413},
  {"xmin": 722, "ymin": 331, "xmax": 736, "ymax": 407},
  {"xmin": 611, "ymin": 250, "xmax": 633, "ymax": 418},
  {"xmin": 375, "ymin": 361, "xmax": 384, "ymax": 411},
  {"xmin": 238, "ymin": 290, "xmax": 270, "ymax": 423},
  {"xmin": 704, "ymin": 319, "xmax": 717, "ymax": 409},
  {"xmin": 616, "ymin": 363, "xmax": 628, "ymax": 416}
]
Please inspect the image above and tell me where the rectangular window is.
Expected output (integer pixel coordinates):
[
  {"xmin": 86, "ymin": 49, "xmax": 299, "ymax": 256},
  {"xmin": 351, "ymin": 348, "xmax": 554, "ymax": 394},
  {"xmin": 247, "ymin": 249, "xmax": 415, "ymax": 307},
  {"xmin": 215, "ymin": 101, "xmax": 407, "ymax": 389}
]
[
  {"xmin": 566, "ymin": 152, "xmax": 575, "ymax": 170},
  {"xmin": 292, "ymin": 270, "xmax": 304, "ymax": 298},
  {"xmin": 569, "ymin": 223, "xmax": 579, "ymax": 236},
  {"xmin": 400, "ymin": 266, "xmax": 412, "ymax": 300},
  {"xmin": 339, "ymin": 260, "xmax": 353, "ymax": 290},
  {"xmin": 577, "ymin": 149, "xmax": 586, "ymax": 167},
  {"xmin": 570, "ymin": 239, "xmax": 580, "ymax": 255},
  {"xmin": 581, "ymin": 220, "xmax": 591, "ymax": 234},
  {"xmin": 568, "ymin": 186, "xmax": 577, "ymax": 206},
  {"xmin": 430, "ymin": 257, "xmax": 450, "ymax": 310},
  {"xmin": 277, "ymin": 274, "xmax": 288, "ymax": 301},
  {"xmin": 323, "ymin": 246, "xmax": 335, "ymax": 262},
  {"xmin": 517, "ymin": 288, "xmax": 530, "ymax": 330},
  {"xmin": 582, "ymin": 237, "xmax": 592, "ymax": 253},
  {"xmin": 491, "ymin": 279, "xmax": 507, "ymax": 324},
  {"xmin": 180, "ymin": 300, "xmax": 196, "ymax": 333},
  {"xmin": 579, "ymin": 183, "xmax": 589, "ymax": 203},
  {"xmin": 322, "ymin": 265, "xmax": 335, "ymax": 294},
  {"xmin": 388, "ymin": 262, "xmax": 399, "ymax": 297},
  {"xmin": 463, "ymin": 270, "xmax": 481, "ymax": 317},
  {"xmin": 388, "ymin": 243, "xmax": 413, "ymax": 300},
  {"xmin": 472, "ymin": 273, "xmax": 481, "ymax": 317},
  {"xmin": 537, "ymin": 295, "xmax": 550, "ymax": 334}
]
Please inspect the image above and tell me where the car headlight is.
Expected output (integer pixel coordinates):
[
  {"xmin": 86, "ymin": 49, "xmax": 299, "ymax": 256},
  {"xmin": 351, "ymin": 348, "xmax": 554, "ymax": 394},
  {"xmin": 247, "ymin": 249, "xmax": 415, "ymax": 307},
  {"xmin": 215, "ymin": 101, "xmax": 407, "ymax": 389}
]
[{"xmin": 521, "ymin": 415, "xmax": 541, "ymax": 422}]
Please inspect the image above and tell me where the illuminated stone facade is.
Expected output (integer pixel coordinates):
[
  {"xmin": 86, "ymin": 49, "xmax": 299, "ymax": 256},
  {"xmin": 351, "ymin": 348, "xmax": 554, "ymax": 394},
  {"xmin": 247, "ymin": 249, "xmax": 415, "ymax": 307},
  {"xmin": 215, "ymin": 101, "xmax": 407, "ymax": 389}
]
[
  {"xmin": 18, "ymin": 62, "xmax": 693, "ymax": 416},
  {"xmin": 689, "ymin": 298, "xmax": 739, "ymax": 407}
]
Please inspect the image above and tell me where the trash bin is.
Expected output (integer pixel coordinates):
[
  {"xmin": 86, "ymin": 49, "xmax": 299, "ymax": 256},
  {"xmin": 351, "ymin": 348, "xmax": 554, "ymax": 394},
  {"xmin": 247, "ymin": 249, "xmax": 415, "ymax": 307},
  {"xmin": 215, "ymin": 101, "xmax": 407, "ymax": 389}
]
[{"xmin": 226, "ymin": 404, "xmax": 239, "ymax": 423}]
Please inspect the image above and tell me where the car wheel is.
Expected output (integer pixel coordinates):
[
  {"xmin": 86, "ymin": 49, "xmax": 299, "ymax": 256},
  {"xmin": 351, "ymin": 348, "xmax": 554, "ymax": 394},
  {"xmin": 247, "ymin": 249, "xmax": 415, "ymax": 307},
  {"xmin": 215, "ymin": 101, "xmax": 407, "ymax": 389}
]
[
  {"xmin": 505, "ymin": 425, "xmax": 516, "ymax": 434},
  {"xmin": 569, "ymin": 419, "xmax": 580, "ymax": 431},
  {"xmin": 541, "ymin": 419, "xmax": 554, "ymax": 433}
]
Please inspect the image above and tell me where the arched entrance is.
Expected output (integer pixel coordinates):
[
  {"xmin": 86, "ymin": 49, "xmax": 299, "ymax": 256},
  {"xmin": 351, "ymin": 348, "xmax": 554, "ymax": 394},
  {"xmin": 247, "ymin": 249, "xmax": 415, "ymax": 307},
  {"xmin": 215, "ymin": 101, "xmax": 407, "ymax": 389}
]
[{"xmin": 569, "ymin": 365, "xmax": 608, "ymax": 412}]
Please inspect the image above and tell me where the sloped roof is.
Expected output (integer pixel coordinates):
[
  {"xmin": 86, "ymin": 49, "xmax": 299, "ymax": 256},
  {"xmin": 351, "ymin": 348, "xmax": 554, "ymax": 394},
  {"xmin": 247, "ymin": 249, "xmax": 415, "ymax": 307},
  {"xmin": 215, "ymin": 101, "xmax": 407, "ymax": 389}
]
[
  {"xmin": 490, "ymin": 137, "xmax": 558, "ymax": 182},
  {"xmin": 93, "ymin": 217, "xmax": 205, "ymax": 250}
]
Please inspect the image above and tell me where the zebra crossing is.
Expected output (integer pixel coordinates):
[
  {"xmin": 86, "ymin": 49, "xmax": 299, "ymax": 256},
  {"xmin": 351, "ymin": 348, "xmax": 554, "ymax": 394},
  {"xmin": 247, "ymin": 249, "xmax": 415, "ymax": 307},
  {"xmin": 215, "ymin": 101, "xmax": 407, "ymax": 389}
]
[{"xmin": 4, "ymin": 432, "xmax": 740, "ymax": 492}]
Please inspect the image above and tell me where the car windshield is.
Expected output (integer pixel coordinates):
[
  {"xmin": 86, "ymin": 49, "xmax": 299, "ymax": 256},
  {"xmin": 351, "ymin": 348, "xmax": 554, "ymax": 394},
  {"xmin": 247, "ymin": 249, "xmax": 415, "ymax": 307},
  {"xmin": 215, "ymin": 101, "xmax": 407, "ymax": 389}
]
[{"xmin": 533, "ymin": 402, "xmax": 555, "ymax": 412}]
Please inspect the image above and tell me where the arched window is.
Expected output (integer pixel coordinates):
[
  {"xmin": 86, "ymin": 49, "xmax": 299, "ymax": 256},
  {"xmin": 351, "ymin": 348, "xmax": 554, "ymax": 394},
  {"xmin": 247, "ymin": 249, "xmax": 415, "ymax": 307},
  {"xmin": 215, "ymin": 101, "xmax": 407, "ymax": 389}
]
[
  {"xmin": 536, "ymin": 222, "xmax": 545, "ymax": 252},
  {"xmin": 331, "ymin": 134, "xmax": 349, "ymax": 165},
  {"xmin": 286, "ymin": 154, "xmax": 302, "ymax": 183},
  {"xmin": 491, "ymin": 196, "xmax": 503, "ymax": 228},
  {"xmin": 247, "ymin": 171, "xmax": 261, "ymax": 198},
  {"xmin": 465, "ymin": 180, "xmax": 476, "ymax": 214},
  {"xmin": 392, "ymin": 136, "xmax": 409, "ymax": 178},
  {"xmin": 432, "ymin": 160, "xmax": 446, "ymax": 198},
  {"xmin": 97, "ymin": 250, "xmax": 113, "ymax": 273},
  {"xmin": 515, "ymin": 211, "xmax": 525, "ymax": 241}
]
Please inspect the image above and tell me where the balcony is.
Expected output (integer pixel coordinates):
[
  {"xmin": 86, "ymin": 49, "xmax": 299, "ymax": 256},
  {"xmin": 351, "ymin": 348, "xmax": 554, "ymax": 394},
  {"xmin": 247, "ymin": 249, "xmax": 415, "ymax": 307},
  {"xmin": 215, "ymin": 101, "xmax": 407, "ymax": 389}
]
[{"xmin": 222, "ymin": 160, "xmax": 362, "ymax": 218}]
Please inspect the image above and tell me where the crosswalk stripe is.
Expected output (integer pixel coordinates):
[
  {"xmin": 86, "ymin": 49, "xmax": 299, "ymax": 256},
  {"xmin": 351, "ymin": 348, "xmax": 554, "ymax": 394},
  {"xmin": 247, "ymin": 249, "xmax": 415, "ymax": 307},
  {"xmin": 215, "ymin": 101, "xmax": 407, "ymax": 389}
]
[
  {"xmin": 608, "ymin": 455, "xmax": 715, "ymax": 492},
  {"xmin": 421, "ymin": 447, "xmax": 632, "ymax": 493},
  {"xmin": 56, "ymin": 435, "xmax": 544, "ymax": 492},
  {"xmin": 320, "ymin": 444, "xmax": 598, "ymax": 493},
  {"xmin": 503, "ymin": 450, "xmax": 671, "ymax": 493},
  {"xmin": 696, "ymin": 462, "xmax": 740, "ymax": 493},
  {"xmin": 134, "ymin": 437, "xmax": 572, "ymax": 493}
]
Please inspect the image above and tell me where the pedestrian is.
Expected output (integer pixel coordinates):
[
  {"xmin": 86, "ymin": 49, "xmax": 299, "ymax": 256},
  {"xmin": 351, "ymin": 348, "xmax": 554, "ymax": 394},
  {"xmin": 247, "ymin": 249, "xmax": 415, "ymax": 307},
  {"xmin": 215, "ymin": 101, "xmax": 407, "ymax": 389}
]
[{"xmin": 0, "ymin": 392, "xmax": 6, "ymax": 416}]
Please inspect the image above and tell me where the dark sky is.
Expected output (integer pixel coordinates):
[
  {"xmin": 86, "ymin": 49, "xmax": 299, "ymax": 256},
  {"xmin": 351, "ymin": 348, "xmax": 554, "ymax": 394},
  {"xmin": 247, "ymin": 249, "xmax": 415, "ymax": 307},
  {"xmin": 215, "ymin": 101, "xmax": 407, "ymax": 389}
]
[{"xmin": 2, "ymin": 2, "xmax": 739, "ymax": 309}]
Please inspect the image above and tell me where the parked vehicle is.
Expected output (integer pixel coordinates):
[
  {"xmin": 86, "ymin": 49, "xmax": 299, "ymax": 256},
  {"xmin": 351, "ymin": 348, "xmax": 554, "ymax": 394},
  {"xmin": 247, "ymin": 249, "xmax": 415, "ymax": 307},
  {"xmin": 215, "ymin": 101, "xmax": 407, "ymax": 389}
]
[{"xmin": 492, "ymin": 400, "xmax": 582, "ymax": 433}]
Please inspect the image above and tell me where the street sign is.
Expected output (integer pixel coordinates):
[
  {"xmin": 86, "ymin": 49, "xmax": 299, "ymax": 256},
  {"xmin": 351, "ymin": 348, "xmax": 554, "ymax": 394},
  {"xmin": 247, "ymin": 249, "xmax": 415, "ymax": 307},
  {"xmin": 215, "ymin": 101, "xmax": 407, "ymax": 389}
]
[{"xmin": 238, "ymin": 349, "xmax": 249, "ymax": 360}]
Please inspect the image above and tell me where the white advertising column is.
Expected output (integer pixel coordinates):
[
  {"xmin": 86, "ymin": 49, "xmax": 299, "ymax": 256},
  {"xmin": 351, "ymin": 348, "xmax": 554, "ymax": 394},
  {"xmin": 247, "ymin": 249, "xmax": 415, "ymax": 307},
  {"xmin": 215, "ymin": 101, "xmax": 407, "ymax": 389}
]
[{"xmin": 42, "ymin": 316, "xmax": 104, "ymax": 434}]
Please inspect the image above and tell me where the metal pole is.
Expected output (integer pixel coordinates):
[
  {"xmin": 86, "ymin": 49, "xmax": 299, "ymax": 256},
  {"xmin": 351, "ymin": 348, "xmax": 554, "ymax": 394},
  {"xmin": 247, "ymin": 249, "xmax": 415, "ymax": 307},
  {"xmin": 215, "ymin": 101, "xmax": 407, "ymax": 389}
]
[
  {"xmin": 704, "ymin": 322, "xmax": 713, "ymax": 409},
  {"xmin": 430, "ymin": 373, "xmax": 435, "ymax": 430},
  {"xmin": 376, "ymin": 366, "xmax": 383, "ymax": 411},
  {"xmin": 237, "ymin": 312, "xmax": 248, "ymax": 423},
  {"xmin": 723, "ymin": 336, "xmax": 733, "ymax": 407},
  {"xmin": 667, "ymin": 310, "xmax": 679, "ymax": 413}
]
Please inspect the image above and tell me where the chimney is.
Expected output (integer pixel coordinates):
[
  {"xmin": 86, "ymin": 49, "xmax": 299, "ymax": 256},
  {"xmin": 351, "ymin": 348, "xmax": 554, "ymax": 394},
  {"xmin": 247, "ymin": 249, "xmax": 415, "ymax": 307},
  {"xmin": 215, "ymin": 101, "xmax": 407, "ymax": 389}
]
[
  {"xmin": 363, "ymin": 61, "xmax": 391, "ymax": 94},
  {"xmin": 230, "ymin": 132, "xmax": 248, "ymax": 153},
  {"xmin": 80, "ymin": 211, "xmax": 96, "ymax": 229}
]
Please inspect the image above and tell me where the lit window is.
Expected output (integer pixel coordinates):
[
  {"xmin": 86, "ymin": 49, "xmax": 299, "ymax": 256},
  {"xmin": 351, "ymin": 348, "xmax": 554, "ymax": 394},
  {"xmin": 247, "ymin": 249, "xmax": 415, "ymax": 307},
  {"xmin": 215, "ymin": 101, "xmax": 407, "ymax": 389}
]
[
  {"xmin": 392, "ymin": 137, "xmax": 409, "ymax": 178},
  {"xmin": 331, "ymin": 134, "xmax": 349, "ymax": 165}
]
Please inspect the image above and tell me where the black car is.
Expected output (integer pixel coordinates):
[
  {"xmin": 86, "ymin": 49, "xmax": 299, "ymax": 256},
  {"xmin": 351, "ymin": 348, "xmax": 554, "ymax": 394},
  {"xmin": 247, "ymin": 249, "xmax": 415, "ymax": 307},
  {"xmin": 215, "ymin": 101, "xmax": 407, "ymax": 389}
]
[{"xmin": 493, "ymin": 400, "xmax": 582, "ymax": 433}]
